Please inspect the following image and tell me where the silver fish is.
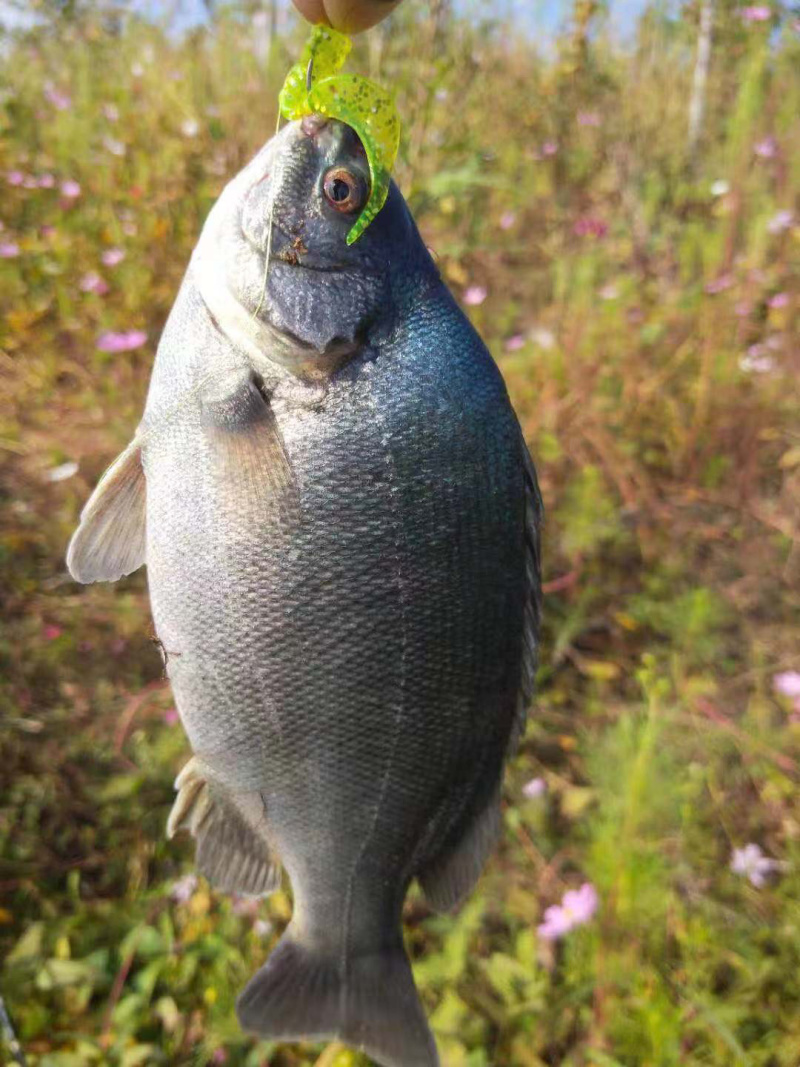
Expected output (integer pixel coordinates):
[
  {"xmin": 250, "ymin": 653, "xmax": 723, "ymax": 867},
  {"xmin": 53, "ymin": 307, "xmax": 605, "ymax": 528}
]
[{"xmin": 67, "ymin": 115, "xmax": 542, "ymax": 1067}]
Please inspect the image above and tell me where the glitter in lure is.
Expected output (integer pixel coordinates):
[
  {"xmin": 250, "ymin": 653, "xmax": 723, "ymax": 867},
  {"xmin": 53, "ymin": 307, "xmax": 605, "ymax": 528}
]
[{"xmin": 279, "ymin": 26, "xmax": 400, "ymax": 245}]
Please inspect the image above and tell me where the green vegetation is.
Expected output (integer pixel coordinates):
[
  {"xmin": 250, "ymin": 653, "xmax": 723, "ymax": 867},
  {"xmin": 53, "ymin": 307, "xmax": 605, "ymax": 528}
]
[{"xmin": 1, "ymin": 2, "xmax": 799, "ymax": 1064}]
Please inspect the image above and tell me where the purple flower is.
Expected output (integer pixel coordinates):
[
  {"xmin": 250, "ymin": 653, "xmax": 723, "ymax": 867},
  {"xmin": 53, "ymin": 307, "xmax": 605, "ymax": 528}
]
[
  {"xmin": 0, "ymin": 242, "xmax": 20, "ymax": 258},
  {"xmin": 38, "ymin": 173, "xmax": 55, "ymax": 188},
  {"xmin": 61, "ymin": 179, "xmax": 81, "ymax": 199},
  {"xmin": 211, "ymin": 1051, "xmax": 228, "ymax": 1065},
  {"xmin": 163, "ymin": 707, "xmax": 179, "ymax": 725},
  {"xmin": 505, "ymin": 334, "xmax": 526, "ymax": 352},
  {"xmin": 768, "ymin": 292, "xmax": 789, "ymax": 309},
  {"xmin": 97, "ymin": 330, "xmax": 147, "ymax": 353},
  {"xmin": 101, "ymin": 247, "xmax": 125, "ymax": 267},
  {"xmin": 731, "ymin": 843, "xmax": 783, "ymax": 887},
  {"xmin": 541, "ymin": 141, "xmax": 558, "ymax": 157},
  {"xmin": 754, "ymin": 136, "xmax": 777, "ymax": 159},
  {"xmin": 538, "ymin": 883, "xmax": 598, "ymax": 941},
  {"xmin": 774, "ymin": 671, "xmax": 800, "ymax": 699},
  {"xmin": 573, "ymin": 216, "xmax": 608, "ymax": 239},
  {"xmin": 7, "ymin": 170, "xmax": 25, "ymax": 186},
  {"xmin": 767, "ymin": 210, "xmax": 794, "ymax": 235},
  {"xmin": 577, "ymin": 111, "xmax": 601, "ymax": 127},
  {"xmin": 705, "ymin": 273, "xmax": 733, "ymax": 295},
  {"xmin": 170, "ymin": 873, "xmax": 198, "ymax": 903},
  {"xmin": 463, "ymin": 285, "xmax": 487, "ymax": 307},
  {"xmin": 522, "ymin": 777, "xmax": 547, "ymax": 799},
  {"xmin": 80, "ymin": 271, "xmax": 109, "ymax": 295},
  {"xmin": 499, "ymin": 211, "xmax": 516, "ymax": 230},
  {"xmin": 741, "ymin": 5, "xmax": 771, "ymax": 21},
  {"xmin": 44, "ymin": 83, "xmax": 71, "ymax": 110}
]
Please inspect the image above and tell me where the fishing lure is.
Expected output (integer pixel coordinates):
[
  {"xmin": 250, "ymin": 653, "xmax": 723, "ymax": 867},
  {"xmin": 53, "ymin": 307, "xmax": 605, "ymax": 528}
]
[{"xmin": 279, "ymin": 26, "xmax": 400, "ymax": 244}]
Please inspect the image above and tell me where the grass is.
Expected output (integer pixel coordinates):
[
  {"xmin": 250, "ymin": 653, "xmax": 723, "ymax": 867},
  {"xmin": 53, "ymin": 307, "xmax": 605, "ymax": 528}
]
[{"xmin": 1, "ymin": 2, "xmax": 799, "ymax": 1065}]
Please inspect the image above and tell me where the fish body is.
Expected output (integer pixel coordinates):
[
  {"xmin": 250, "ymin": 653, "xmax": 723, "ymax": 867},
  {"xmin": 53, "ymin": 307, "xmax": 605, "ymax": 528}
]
[{"xmin": 68, "ymin": 117, "xmax": 542, "ymax": 1067}]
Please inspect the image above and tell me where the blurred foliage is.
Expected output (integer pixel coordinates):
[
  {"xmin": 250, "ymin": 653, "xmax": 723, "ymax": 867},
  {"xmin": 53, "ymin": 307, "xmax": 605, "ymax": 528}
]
[{"xmin": 1, "ymin": 0, "xmax": 800, "ymax": 1064}]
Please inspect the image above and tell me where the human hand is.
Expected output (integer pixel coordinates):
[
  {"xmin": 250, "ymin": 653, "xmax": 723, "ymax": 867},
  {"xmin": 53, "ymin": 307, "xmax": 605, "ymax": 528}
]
[{"xmin": 291, "ymin": 0, "xmax": 403, "ymax": 35}]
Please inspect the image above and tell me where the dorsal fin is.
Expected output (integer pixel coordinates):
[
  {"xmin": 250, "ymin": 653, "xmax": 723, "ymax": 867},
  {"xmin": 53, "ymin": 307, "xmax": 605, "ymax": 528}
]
[{"xmin": 66, "ymin": 439, "xmax": 146, "ymax": 584}]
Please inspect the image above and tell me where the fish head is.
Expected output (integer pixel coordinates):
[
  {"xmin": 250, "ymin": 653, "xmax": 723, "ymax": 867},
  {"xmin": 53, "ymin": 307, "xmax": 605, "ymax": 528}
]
[{"xmin": 193, "ymin": 117, "xmax": 425, "ymax": 381}]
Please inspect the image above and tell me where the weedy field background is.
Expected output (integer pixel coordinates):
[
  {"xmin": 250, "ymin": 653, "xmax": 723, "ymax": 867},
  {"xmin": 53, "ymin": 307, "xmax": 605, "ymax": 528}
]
[{"xmin": 1, "ymin": 0, "xmax": 800, "ymax": 1064}]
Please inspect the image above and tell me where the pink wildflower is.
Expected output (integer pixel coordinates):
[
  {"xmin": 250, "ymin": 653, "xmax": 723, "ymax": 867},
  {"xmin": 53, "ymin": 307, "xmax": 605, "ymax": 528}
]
[
  {"xmin": 232, "ymin": 896, "xmax": 260, "ymax": 918},
  {"xmin": 499, "ymin": 211, "xmax": 516, "ymax": 230},
  {"xmin": 541, "ymin": 141, "xmax": 558, "ymax": 157},
  {"xmin": 741, "ymin": 5, "xmax": 771, "ymax": 21},
  {"xmin": 538, "ymin": 883, "xmax": 598, "ymax": 941},
  {"xmin": 463, "ymin": 285, "xmax": 487, "ymax": 307},
  {"xmin": 102, "ymin": 103, "xmax": 119, "ymax": 122},
  {"xmin": 44, "ymin": 84, "xmax": 71, "ymax": 110},
  {"xmin": 163, "ymin": 707, "xmax": 179, "ymax": 725},
  {"xmin": 80, "ymin": 271, "xmax": 109, "ymax": 295},
  {"xmin": 522, "ymin": 777, "xmax": 547, "ymax": 799},
  {"xmin": 43, "ymin": 624, "xmax": 63, "ymax": 640},
  {"xmin": 96, "ymin": 330, "xmax": 147, "ymax": 353},
  {"xmin": 170, "ymin": 873, "xmax": 198, "ymax": 903},
  {"xmin": 577, "ymin": 111, "xmax": 600, "ymax": 127},
  {"xmin": 38, "ymin": 173, "xmax": 55, "ymax": 188},
  {"xmin": 101, "ymin": 247, "xmax": 125, "ymax": 267},
  {"xmin": 0, "ymin": 242, "xmax": 20, "ymax": 258},
  {"xmin": 573, "ymin": 216, "xmax": 608, "ymax": 238},
  {"xmin": 754, "ymin": 136, "xmax": 777, "ymax": 159},
  {"xmin": 7, "ymin": 171, "xmax": 25, "ymax": 186},
  {"xmin": 211, "ymin": 1051, "xmax": 228, "ymax": 1065},
  {"xmin": 767, "ymin": 210, "xmax": 793, "ymax": 234},
  {"xmin": 505, "ymin": 334, "xmax": 526, "ymax": 352},
  {"xmin": 61, "ymin": 179, "xmax": 81, "ymax": 199},
  {"xmin": 705, "ymin": 274, "xmax": 733, "ymax": 295},
  {"xmin": 731, "ymin": 843, "xmax": 783, "ymax": 887},
  {"xmin": 768, "ymin": 292, "xmax": 789, "ymax": 309},
  {"xmin": 739, "ymin": 346, "xmax": 774, "ymax": 373},
  {"xmin": 774, "ymin": 671, "xmax": 800, "ymax": 699}
]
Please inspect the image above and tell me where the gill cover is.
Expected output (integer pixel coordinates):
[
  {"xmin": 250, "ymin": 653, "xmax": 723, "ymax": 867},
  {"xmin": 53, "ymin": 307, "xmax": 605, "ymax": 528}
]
[{"xmin": 279, "ymin": 26, "xmax": 400, "ymax": 244}]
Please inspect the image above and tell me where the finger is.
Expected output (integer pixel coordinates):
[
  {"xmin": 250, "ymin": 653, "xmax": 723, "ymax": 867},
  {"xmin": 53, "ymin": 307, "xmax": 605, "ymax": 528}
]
[
  {"xmin": 322, "ymin": 0, "xmax": 403, "ymax": 34},
  {"xmin": 290, "ymin": 0, "xmax": 331, "ymax": 26}
]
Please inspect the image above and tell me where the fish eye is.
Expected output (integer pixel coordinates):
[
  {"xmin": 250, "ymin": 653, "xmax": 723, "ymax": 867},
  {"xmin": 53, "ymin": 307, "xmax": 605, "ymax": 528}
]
[{"xmin": 322, "ymin": 167, "xmax": 366, "ymax": 215}]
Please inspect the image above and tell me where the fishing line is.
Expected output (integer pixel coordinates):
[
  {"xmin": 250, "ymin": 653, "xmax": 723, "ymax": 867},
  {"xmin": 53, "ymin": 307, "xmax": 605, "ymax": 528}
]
[{"xmin": 252, "ymin": 103, "xmax": 286, "ymax": 323}]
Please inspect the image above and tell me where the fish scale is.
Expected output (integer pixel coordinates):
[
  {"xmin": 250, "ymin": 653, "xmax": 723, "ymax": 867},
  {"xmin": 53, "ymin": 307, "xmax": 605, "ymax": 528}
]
[{"xmin": 66, "ymin": 116, "xmax": 542, "ymax": 1067}]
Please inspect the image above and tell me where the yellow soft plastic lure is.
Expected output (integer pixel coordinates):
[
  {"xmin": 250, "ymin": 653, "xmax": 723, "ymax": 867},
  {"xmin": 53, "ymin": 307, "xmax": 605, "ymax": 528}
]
[{"xmin": 279, "ymin": 26, "xmax": 400, "ymax": 244}]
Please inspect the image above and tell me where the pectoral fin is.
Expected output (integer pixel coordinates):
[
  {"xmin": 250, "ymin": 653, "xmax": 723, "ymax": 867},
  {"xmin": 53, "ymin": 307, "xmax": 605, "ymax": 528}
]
[
  {"xmin": 66, "ymin": 439, "xmax": 146, "ymax": 584},
  {"xmin": 200, "ymin": 373, "xmax": 297, "ymax": 516},
  {"xmin": 168, "ymin": 757, "xmax": 281, "ymax": 898}
]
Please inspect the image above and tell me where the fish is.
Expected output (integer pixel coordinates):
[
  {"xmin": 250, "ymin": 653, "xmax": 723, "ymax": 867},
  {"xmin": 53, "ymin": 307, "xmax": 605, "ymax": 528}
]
[{"xmin": 66, "ymin": 113, "xmax": 543, "ymax": 1067}]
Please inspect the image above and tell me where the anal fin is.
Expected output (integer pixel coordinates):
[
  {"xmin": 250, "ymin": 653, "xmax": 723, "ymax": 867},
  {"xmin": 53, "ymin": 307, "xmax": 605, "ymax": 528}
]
[
  {"xmin": 418, "ymin": 793, "xmax": 501, "ymax": 913},
  {"xmin": 168, "ymin": 757, "xmax": 281, "ymax": 898},
  {"xmin": 66, "ymin": 439, "xmax": 146, "ymax": 584}
]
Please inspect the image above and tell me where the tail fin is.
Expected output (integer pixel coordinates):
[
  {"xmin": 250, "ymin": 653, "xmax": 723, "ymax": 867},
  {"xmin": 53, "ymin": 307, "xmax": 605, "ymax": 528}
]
[{"xmin": 236, "ymin": 927, "xmax": 439, "ymax": 1067}]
